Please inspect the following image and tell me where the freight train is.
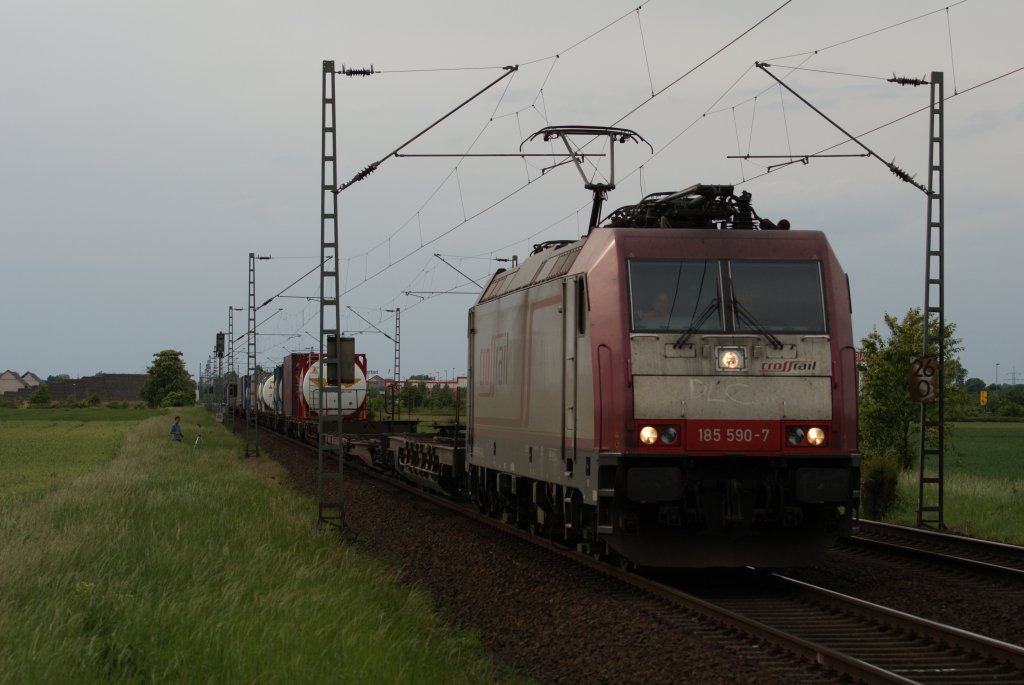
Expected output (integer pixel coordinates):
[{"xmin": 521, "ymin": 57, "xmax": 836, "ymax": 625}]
[
  {"xmin": 239, "ymin": 351, "xmax": 385, "ymax": 442},
  {"xmin": 241, "ymin": 183, "xmax": 860, "ymax": 568}
]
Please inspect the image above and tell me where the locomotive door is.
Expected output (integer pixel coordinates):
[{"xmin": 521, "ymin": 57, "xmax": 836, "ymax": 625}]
[{"xmin": 562, "ymin": 277, "xmax": 580, "ymax": 463}]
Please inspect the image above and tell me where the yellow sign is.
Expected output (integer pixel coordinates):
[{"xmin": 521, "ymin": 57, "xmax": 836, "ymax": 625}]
[{"xmin": 980, "ymin": 390, "xmax": 988, "ymax": 406}]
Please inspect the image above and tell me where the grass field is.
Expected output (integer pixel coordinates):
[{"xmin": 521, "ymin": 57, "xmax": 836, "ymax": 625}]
[
  {"xmin": 886, "ymin": 422, "xmax": 1024, "ymax": 544},
  {"xmin": 0, "ymin": 407, "xmax": 520, "ymax": 684},
  {"xmin": 0, "ymin": 407, "xmax": 162, "ymax": 504}
]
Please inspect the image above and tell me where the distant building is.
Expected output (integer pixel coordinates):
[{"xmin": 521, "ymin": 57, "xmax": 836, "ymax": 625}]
[
  {"xmin": 405, "ymin": 378, "xmax": 462, "ymax": 392},
  {"xmin": 366, "ymin": 374, "xmax": 388, "ymax": 394},
  {"xmin": 387, "ymin": 377, "xmax": 466, "ymax": 392},
  {"xmin": 0, "ymin": 370, "xmax": 30, "ymax": 395},
  {"xmin": 2, "ymin": 372, "xmax": 148, "ymax": 403},
  {"xmin": 46, "ymin": 374, "xmax": 148, "ymax": 403},
  {"xmin": 367, "ymin": 376, "xmax": 466, "ymax": 395}
]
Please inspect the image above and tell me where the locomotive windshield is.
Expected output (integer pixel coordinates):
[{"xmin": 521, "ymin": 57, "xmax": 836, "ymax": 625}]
[
  {"xmin": 629, "ymin": 259, "xmax": 826, "ymax": 333},
  {"xmin": 729, "ymin": 260, "xmax": 825, "ymax": 333},
  {"xmin": 629, "ymin": 260, "xmax": 723, "ymax": 332}
]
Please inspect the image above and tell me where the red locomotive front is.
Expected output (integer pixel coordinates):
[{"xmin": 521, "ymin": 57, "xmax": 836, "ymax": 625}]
[{"xmin": 592, "ymin": 227, "xmax": 859, "ymax": 566}]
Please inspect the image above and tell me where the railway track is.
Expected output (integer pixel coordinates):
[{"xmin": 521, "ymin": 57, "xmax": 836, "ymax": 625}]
[
  {"xmin": 385, "ymin": 465, "xmax": 1024, "ymax": 683},
  {"xmin": 338, "ymin": 454, "xmax": 1024, "ymax": 683},
  {"xmin": 341, "ymin": 458, "xmax": 844, "ymax": 683},
  {"xmin": 249, "ymin": 424, "xmax": 1024, "ymax": 683},
  {"xmin": 848, "ymin": 519, "xmax": 1024, "ymax": 581},
  {"xmin": 685, "ymin": 570, "xmax": 1024, "ymax": 684}
]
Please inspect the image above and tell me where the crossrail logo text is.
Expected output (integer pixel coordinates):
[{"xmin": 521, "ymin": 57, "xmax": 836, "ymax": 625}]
[{"xmin": 761, "ymin": 360, "xmax": 817, "ymax": 372}]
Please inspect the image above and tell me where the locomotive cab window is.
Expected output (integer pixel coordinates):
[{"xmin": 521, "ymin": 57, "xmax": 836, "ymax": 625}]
[
  {"xmin": 728, "ymin": 260, "xmax": 826, "ymax": 333},
  {"xmin": 629, "ymin": 260, "xmax": 723, "ymax": 332}
]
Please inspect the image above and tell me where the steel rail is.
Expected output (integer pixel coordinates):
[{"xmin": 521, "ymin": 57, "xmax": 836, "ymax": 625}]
[
  {"xmin": 368, "ymin": 467, "xmax": 1013, "ymax": 683},
  {"xmin": 774, "ymin": 574, "xmax": 1024, "ymax": 667},
  {"xmin": 249, "ymin": 422, "xmax": 1024, "ymax": 683},
  {"xmin": 854, "ymin": 519, "xmax": 1024, "ymax": 573}
]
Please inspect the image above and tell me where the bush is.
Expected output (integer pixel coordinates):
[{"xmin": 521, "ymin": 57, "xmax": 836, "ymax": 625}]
[
  {"xmin": 87, "ymin": 394, "xmax": 101, "ymax": 406},
  {"xmin": 28, "ymin": 384, "xmax": 50, "ymax": 406},
  {"xmin": 0, "ymin": 397, "xmax": 18, "ymax": 409},
  {"xmin": 161, "ymin": 390, "xmax": 195, "ymax": 408},
  {"xmin": 107, "ymin": 401, "xmax": 126, "ymax": 409},
  {"xmin": 861, "ymin": 455, "xmax": 900, "ymax": 520}
]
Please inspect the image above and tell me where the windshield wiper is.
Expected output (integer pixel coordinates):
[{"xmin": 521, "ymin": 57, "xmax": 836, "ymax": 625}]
[
  {"xmin": 732, "ymin": 297, "xmax": 784, "ymax": 350},
  {"xmin": 673, "ymin": 297, "xmax": 720, "ymax": 349}
]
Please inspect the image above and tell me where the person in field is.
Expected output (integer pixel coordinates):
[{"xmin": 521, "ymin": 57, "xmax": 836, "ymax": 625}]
[{"xmin": 170, "ymin": 416, "xmax": 184, "ymax": 443}]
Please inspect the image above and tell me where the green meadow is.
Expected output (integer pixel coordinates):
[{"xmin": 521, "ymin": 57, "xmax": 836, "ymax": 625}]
[
  {"xmin": 887, "ymin": 422, "xmax": 1024, "ymax": 544},
  {"xmin": 0, "ymin": 407, "xmax": 519, "ymax": 684},
  {"xmin": 0, "ymin": 407, "xmax": 160, "ymax": 505},
  {"xmin": 2, "ymin": 405, "xmax": 1018, "ymax": 683}
]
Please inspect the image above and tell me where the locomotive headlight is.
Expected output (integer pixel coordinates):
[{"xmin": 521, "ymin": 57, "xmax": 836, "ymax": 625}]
[
  {"xmin": 787, "ymin": 427, "xmax": 805, "ymax": 446},
  {"xmin": 716, "ymin": 346, "xmax": 746, "ymax": 371},
  {"xmin": 659, "ymin": 426, "xmax": 679, "ymax": 445},
  {"xmin": 639, "ymin": 425, "xmax": 659, "ymax": 445},
  {"xmin": 786, "ymin": 426, "xmax": 827, "ymax": 447},
  {"xmin": 806, "ymin": 427, "xmax": 826, "ymax": 446}
]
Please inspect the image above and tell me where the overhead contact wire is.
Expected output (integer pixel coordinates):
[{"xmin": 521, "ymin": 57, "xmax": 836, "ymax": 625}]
[
  {"xmin": 946, "ymin": 7, "xmax": 959, "ymax": 94},
  {"xmin": 764, "ymin": 0, "xmax": 971, "ymax": 61},
  {"xmin": 609, "ymin": 0, "xmax": 794, "ymax": 129},
  {"xmin": 336, "ymin": 66, "xmax": 519, "ymax": 193},
  {"xmin": 517, "ymin": 0, "xmax": 654, "ymax": 67},
  {"xmin": 636, "ymin": 7, "xmax": 655, "ymax": 97},
  {"xmin": 355, "ymin": 68, "xmax": 519, "ymax": 263},
  {"xmin": 255, "ymin": 258, "xmax": 329, "ymax": 312},
  {"xmin": 329, "ymin": 2, "xmax": 659, "ymax": 303},
  {"xmin": 334, "ymin": 1, "xmax": 788, "ymax": 305},
  {"xmin": 738, "ymin": 64, "xmax": 1024, "ymax": 186},
  {"xmin": 342, "ymin": 179, "xmax": 536, "ymax": 297}
]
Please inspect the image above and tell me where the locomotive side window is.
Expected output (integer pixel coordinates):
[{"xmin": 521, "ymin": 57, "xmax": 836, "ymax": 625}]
[
  {"xmin": 629, "ymin": 260, "xmax": 723, "ymax": 332},
  {"xmin": 729, "ymin": 260, "xmax": 826, "ymax": 333}
]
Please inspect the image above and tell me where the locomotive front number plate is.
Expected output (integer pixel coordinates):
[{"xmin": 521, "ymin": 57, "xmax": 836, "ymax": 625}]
[{"xmin": 686, "ymin": 421, "xmax": 779, "ymax": 451}]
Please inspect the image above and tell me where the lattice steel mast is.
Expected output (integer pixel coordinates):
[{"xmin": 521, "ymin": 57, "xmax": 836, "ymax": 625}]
[
  {"xmin": 393, "ymin": 307, "xmax": 401, "ymax": 416},
  {"xmin": 245, "ymin": 252, "xmax": 258, "ymax": 457},
  {"xmin": 917, "ymin": 72, "xmax": 946, "ymax": 529},
  {"xmin": 317, "ymin": 60, "xmax": 346, "ymax": 530}
]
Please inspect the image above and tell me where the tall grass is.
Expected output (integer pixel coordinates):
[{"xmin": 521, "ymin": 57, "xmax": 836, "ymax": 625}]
[
  {"xmin": 0, "ymin": 409, "xmax": 517, "ymax": 684},
  {"xmin": 886, "ymin": 422, "xmax": 1024, "ymax": 544},
  {"xmin": 0, "ymin": 415, "xmax": 142, "ymax": 504}
]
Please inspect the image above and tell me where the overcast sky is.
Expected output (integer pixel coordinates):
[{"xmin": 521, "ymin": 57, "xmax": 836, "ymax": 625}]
[{"xmin": 2, "ymin": 0, "xmax": 1021, "ymax": 386}]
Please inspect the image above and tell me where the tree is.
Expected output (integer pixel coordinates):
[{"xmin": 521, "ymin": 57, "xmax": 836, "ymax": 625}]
[
  {"xmin": 141, "ymin": 350, "xmax": 195, "ymax": 408},
  {"xmin": 430, "ymin": 384, "xmax": 455, "ymax": 410},
  {"xmin": 989, "ymin": 384, "xmax": 1024, "ymax": 418},
  {"xmin": 398, "ymin": 381, "xmax": 426, "ymax": 412},
  {"xmin": 964, "ymin": 377, "xmax": 986, "ymax": 394},
  {"xmin": 859, "ymin": 308, "xmax": 967, "ymax": 470},
  {"xmin": 46, "ymin": 374, "xmax": 70, "ymax": 384},
  {"xmin": 28, "ymin": 383, "xmax": 50, "ymax": 406}
]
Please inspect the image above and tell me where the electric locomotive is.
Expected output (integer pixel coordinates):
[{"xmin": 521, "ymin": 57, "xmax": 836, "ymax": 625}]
[{"xmin": 467, "ymin": 184, "xmax": 860, "ymax": 567}]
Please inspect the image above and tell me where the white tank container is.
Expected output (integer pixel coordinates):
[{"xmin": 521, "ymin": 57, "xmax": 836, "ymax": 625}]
[
  {"xmin": 301, "ymin": 361, "xmax": 367, "ymax": 416},
  {"xmin": 259, "ymin": 376, "xmax": 276, "ymax": 412}
]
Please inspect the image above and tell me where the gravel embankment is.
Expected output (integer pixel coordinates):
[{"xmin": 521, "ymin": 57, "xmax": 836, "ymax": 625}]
[{"xmin": 249, "ymin": 426, "xmax": 1023, "ymax": 683}]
